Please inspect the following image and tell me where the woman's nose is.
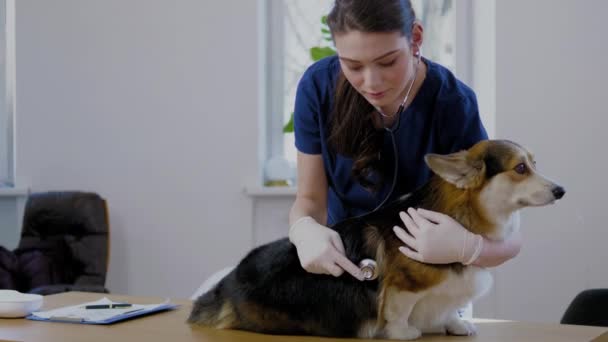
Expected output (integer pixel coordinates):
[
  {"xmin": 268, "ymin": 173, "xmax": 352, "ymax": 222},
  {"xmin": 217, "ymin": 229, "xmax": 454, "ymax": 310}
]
[{"xmin": 363, "ymin": 68, "xmax": 382, "ymax": 90}]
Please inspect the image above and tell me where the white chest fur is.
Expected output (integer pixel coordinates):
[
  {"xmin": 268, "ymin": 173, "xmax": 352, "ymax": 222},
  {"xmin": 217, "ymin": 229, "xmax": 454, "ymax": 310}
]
[
  {"xmin": 408, "ymin": 266, "xmax": 494, "ymax": 333},
  {"xmin": 488, "ymin": 210, "xmax": 521, "ymax": 241}
]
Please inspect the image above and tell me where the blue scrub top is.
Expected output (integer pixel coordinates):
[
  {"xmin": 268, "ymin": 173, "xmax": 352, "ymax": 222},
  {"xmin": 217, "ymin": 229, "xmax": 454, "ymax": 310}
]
[{"xmin": 294, "ymin": 55, "xmax": 488, "ymax": 225}]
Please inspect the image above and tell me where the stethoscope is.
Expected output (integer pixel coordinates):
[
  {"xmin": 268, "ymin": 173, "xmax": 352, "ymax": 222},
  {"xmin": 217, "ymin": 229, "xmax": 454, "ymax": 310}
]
[{"xmin": 356, "ymin": 50, "xmax": 422, "ymax": 281}]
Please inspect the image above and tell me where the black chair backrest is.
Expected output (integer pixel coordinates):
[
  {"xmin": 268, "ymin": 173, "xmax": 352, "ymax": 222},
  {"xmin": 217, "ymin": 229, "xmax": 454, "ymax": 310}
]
[
  {"xmin": 15, "ymin": 191, "xmax": 109, "ymax": 293},
  {"xmin": 561, "ymin": 289, "xmax": 608, "ymax": 327}
]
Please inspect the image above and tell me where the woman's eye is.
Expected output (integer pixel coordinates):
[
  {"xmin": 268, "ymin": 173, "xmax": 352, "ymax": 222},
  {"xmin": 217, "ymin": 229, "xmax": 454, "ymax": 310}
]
[
  {"xmin": 514, "ymin": 163, "xmax": 527, "ymax": 174},
  {"xmin": 379, "ymin": 59, "xmax": 397, "ymax": 67},
  {"xmin": 347, "ymin": 64, "xmax": 362, "ymax": 72}
]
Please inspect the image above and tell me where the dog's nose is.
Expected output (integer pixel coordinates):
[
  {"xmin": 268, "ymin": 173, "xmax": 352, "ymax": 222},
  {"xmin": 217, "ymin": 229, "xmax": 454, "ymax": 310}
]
[{"xmin": 552, "ymin": 186, "xmax": 565, "ymax": 200}]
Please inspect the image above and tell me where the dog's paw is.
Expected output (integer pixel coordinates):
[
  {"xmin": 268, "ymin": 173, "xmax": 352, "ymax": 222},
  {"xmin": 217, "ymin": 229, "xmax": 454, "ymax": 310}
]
[
  {"xmin": 385, "ymin": 324, "xmax": 422, "ymax": 340},
  {"xmin": 445, "ymin": 318, "xmax": 477, "ymax": 336}
]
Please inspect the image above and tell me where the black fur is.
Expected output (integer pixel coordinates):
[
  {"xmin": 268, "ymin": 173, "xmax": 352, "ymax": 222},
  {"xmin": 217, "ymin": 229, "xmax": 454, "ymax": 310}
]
[{"xmin": 484, "ymin": 140, "xmax": 523, "ymax": 178}]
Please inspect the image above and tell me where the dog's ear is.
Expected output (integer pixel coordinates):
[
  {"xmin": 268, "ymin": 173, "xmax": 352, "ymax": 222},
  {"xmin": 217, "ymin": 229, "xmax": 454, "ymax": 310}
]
[{"xmin": 425, "ymin": 151, "xmax": 485, "ymax": 189}]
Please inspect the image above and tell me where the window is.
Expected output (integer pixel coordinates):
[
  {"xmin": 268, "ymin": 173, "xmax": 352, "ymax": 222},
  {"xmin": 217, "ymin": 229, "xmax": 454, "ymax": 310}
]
[
  {"xmin": 260, "ymin": 0, "xmax": 465, "ymax": 186},
  {"xmin": 0, "ymin": 0, "xmax": 15, "ymax": 187}
]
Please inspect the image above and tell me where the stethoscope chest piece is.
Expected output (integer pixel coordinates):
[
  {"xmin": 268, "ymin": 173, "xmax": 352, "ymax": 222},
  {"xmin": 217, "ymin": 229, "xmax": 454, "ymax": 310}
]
[{"xmin": 359, "ymin": 258, "xmax": 378, "ymax": 281}]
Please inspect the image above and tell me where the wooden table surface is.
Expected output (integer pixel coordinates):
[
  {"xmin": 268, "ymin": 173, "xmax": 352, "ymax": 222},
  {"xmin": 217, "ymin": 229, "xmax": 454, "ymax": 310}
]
[{"xmin": 0, "ymin": 291, "xmax": 606, "ymax": 342}]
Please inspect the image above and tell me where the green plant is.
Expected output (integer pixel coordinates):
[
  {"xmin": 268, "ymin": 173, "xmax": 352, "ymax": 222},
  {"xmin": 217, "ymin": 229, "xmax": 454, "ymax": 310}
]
[
  {"xmin": 283, "ymin": 113, "xmax": 294, "ymax": 133},
  {"xmin": 283, "ymin": 15, "xmax": 336, "ymax": 133}
]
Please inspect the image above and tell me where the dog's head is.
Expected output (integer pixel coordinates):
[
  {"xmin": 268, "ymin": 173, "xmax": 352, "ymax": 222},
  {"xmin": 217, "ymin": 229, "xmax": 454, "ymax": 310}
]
[{"xmin": 424, "ymin": 140, "xmax": 565, "ymax": 212}]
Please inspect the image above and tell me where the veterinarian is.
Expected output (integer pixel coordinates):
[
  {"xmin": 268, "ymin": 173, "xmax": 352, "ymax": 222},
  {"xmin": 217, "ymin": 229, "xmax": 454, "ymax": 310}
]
[{"xmin": 288, "ymin": 0, "xmax": 523, "ymax": 281}]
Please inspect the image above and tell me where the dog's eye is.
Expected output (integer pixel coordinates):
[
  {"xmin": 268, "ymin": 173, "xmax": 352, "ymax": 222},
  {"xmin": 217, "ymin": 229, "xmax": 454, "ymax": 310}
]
[{"xmin": 514, "ymin": 163, "xmax": 527, "ymax": 174}]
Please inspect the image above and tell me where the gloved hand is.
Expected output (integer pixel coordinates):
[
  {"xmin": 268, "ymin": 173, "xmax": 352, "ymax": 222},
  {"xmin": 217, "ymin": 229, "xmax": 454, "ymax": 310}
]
[
  {"xmin": 393, "ymin": 208, "xmax": 484, "ymax": 265},
  {"xmin": 289, "ymin": 216, "xmax": 364, "ymax": 280}
]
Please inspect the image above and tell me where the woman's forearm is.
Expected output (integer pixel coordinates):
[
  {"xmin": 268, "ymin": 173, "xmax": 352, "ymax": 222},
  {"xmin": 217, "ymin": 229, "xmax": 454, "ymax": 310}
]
[
  {"xmin": 472, "ymin": 229, "xmax": 523, "ymax": 267},
  {"xmin": 289, "ymin": 196, "xmax": 327, "ymax": 226}
]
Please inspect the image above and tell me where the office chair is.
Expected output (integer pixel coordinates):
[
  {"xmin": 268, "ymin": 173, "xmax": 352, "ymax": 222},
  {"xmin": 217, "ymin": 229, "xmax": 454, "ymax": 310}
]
[
  {"xmin": 14, "ymin": 191, "xmax": 110, "ymax": 295},
  {"xmin": 561, "ymin": 289, "xmax": 608, "ymax": 327}
]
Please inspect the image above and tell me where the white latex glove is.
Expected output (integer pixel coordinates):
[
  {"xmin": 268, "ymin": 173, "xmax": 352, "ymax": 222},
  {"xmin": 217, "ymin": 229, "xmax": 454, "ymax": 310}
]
[
  {"xmin": 289, "ymin": 216, "xmax": 364, "ymax": 281},
  {"xmin": 393, "ymin": 208, "xmax": 483, "ymax": 265}
]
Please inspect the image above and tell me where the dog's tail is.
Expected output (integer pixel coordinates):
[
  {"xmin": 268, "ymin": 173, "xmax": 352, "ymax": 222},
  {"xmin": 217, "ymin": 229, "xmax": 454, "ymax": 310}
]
[{"xmin": 187, "ymin": 276, "xmax": 238, "ymax": 329}]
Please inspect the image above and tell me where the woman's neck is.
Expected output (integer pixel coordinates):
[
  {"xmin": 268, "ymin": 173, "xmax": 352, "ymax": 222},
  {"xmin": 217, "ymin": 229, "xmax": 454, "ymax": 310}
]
[{"xmin": 374, "ymin": 60, "xmax": 427, "ymax": 128}]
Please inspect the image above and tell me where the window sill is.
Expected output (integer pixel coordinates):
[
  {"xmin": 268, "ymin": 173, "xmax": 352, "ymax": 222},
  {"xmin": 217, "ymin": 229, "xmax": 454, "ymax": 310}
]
[
  {"xmin": 0, "ymin": 187, "xmax": 29, "ymax": 197},
  {"xmin": 244, "ymin": 186, "xmax": 297, "ymax": 197}
]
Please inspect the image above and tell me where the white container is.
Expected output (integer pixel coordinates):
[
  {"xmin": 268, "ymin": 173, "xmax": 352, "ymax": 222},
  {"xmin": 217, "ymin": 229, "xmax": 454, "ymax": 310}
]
[{"xmin": 0, "ymin": 290, "xmax": 44, "ymax": 318}]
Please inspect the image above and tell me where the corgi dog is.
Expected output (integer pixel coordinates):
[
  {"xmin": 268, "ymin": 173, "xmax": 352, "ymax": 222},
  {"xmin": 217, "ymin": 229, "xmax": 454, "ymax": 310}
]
[{"xmin": 188, "ymin": 139, "xmax": 565, "ymax": 340}]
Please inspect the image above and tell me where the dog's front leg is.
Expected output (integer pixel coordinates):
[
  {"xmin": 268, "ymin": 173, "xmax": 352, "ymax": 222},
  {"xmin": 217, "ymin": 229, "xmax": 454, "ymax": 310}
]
[
  {"xmin": 444, "ymin": 310, "xmax": 477, "ymax": 336},
  {"xmin": 380, "ymin": 286, "xmax": 424, "ymax": 340}
]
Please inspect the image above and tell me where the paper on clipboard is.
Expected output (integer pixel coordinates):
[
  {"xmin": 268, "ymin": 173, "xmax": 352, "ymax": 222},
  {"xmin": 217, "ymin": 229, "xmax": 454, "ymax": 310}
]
[{"xmin": 28, "ymin": 297, "xmax": 176, "ymax": 324}]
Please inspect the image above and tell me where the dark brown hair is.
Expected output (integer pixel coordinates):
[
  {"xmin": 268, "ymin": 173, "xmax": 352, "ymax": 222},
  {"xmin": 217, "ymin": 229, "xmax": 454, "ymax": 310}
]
[{"xmin": 326, "ymin": 0, "xmax": 416, "ymax": 191}]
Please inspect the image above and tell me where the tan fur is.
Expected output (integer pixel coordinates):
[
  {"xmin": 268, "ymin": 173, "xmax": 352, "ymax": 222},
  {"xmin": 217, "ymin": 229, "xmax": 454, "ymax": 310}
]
[
  {"xmin": 425, "ymin": 150, "xmax": 486, "ymax": 189},
  {"xmin": 362, "ymin": 222, "xmax": 449, "ymax": 332},
  {"xmin": 423, "ymin": 178, "xmax": 496, "ymax": 236},
  {"xmin": 210, "ymin": 301, "xmax": 238, "ymax": 329},
  {"xmin": 237, "ymin": 301, "xmax": 324, "ymax": 334},
  {"xmin": 363, "ymin": 224, "xmax": 386, "ymax": 272},
  {"xmin": 375, "ymin": 244, "xmax": 449, "ymax": 331}
]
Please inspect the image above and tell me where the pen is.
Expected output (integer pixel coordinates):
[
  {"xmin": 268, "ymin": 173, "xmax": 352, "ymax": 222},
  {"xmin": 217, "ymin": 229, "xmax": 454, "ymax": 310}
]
[
  {"xmin": 50, "ymin": 316, "xmax": 84, "ymax": 322},
  {"xmin": 85, "ymin": 303, "xmax": 133, "ymax": 309}
]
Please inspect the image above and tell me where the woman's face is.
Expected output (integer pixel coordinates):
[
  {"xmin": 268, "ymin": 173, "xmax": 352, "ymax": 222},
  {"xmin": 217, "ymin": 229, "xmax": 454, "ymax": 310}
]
[{"xmin": 334, "ymin": 30, "xmax": 418, "ymax": 112}]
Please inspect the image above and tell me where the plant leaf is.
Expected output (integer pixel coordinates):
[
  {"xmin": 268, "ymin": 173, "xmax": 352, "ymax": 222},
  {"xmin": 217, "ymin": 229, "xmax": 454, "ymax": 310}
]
[
  {"xmin": 310, "ymin": 46, "xmax": 336, "ymax": 61},
  {"xmin": 283, "ymin": 112, "xmax": 294, "ymax": 133}
]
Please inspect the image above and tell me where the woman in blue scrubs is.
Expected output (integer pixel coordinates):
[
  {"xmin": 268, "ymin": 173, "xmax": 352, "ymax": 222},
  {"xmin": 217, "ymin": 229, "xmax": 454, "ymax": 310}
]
[{"xmin": 288, "ymin": 0, "xmax": 522, "ymax": 280}]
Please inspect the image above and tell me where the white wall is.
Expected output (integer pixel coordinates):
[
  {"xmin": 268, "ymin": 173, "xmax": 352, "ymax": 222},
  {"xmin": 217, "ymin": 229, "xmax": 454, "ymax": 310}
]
[
  {"xmin": 15, "ymin": 0, "xmax": 260, "ymax": 298},
  {"xmin": 491, "ymin": 0, "xmax": 608, "ymax": 322}
]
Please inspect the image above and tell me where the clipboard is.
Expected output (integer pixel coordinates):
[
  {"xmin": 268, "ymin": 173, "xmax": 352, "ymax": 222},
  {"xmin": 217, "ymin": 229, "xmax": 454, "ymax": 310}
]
[{"xmin": 26, "ymin": 297, "xmax": 179, "ymax": 324}]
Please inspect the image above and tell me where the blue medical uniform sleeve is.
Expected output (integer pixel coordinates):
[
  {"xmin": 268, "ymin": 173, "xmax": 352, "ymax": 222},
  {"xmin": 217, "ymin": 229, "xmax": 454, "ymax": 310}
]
[
  {"xmin": 293, "ymin": 71, "xmax": 323, "ymax": 155},
  {"xmin": 439, "ymin": 92, "xmax": 489, "ymax": 153}
]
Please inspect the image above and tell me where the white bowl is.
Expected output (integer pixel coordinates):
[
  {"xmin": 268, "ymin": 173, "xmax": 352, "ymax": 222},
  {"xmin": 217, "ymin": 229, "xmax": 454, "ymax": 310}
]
[{"xmin": 0, "ymin": 290, "xmax": 44, "ymax": 318}]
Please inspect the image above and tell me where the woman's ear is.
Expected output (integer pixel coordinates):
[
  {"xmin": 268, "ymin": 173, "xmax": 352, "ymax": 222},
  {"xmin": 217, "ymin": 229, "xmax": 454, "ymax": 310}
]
[{"xmin": 411, "ymin": 21, "xmax": 424, "ymax": 55}]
